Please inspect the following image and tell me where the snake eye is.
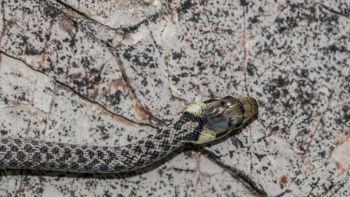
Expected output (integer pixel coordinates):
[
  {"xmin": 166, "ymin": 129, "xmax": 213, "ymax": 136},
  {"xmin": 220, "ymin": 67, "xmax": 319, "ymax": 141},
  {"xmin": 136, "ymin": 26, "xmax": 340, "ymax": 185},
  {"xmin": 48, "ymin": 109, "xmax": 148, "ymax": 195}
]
[{"xmin": 206, "ymin": 116, "xmax": 230, "ymax": 132}]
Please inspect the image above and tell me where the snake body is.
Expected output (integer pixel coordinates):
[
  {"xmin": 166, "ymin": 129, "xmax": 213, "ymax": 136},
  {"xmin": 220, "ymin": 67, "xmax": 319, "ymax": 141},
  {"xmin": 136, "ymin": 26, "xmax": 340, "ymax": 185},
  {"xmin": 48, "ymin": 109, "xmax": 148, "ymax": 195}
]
[{"xmin": 0, "ymin": 96, "xmax": 258, "ymax": 173}]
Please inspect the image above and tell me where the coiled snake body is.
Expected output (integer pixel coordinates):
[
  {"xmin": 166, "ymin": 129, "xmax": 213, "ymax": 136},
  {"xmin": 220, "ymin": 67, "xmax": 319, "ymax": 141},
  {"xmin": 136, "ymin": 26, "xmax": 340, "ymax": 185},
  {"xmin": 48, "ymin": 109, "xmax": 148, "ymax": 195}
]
[{"xmin": 0, "ymin": 96, "xmax": 258, "ymax": 173}]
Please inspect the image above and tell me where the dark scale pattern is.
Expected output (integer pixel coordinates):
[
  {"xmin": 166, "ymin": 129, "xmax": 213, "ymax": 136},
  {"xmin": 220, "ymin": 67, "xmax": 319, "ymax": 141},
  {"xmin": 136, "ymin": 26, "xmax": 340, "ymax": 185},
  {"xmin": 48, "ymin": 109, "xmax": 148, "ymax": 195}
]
[{"xmin": 0, "ymin": 112, "xmax": 204, "ymax": 173}]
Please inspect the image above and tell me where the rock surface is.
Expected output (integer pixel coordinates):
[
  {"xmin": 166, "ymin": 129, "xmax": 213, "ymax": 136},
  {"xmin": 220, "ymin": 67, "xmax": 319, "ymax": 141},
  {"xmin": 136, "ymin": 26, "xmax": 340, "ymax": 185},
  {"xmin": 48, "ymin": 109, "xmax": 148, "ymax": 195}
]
[{"xmin": 0, "ymin": 0, "xmax": 349, "ymax": 196}]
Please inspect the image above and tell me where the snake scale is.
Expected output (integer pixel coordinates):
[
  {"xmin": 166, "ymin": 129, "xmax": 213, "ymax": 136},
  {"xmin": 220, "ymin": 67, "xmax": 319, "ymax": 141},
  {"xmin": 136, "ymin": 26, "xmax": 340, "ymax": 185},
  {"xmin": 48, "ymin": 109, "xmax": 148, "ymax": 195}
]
[{"xmin": 0, "ymin": 96, "xmax": 258, "ymax": 173}]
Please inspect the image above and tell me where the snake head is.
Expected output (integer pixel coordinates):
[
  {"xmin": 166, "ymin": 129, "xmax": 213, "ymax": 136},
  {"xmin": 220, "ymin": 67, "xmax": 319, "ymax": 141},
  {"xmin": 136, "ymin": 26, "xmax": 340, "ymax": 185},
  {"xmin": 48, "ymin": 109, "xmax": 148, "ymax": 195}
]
[{"xmin": 185, "ymin": 96, "xmax": 258, "ymax": 144}]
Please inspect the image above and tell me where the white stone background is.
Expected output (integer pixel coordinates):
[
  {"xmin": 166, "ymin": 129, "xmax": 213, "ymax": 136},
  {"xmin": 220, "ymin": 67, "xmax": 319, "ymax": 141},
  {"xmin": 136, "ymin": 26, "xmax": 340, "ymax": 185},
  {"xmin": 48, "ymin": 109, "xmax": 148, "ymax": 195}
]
[{"xmin": 0, "ymin": 0, "xmax": 350, "ymax": 196}]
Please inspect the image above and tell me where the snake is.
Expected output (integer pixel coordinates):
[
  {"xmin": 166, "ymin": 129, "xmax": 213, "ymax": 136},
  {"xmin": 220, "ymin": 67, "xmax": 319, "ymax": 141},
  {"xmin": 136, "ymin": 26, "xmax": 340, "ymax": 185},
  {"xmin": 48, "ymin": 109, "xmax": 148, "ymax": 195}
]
[{"xmin": 0, "ymin": 96, "xmax": 258, "ymax": 173}]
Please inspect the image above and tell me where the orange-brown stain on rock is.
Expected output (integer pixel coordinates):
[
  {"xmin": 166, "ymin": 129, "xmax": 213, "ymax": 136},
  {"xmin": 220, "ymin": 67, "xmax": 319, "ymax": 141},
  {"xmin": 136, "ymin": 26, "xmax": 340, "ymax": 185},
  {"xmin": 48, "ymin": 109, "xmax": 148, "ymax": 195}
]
[
  {"xmin": 332, "ymin": 128, "xmax": 350, "ymax": 174},
  {"xmin": 133, "ymin": 101, "xmax": 150, "ymax": 123},
  {"xmin": 335, "ymin": 128, "xmax": 350, "ymax": 145},
  {"xmin": 110, "ymin": 113, "xmax": 136, "ymax": 127},
  {"xmin": 109, "ymin": 79, "xmax": 129, "ymax": 94},
  {"xmin": 279, "ymin": 175, "xmax": 288, "ymax": 189},
  {"xmin": 307, "ymin": 130, "xmax": 314, "ymax": 139},
  {"xmin": 335, "ymin": 161, "xmax": 346, "ymax": 175},
  {"xmin": 59, "ymin": 16, "xmax": 77, "ymax": 35}
]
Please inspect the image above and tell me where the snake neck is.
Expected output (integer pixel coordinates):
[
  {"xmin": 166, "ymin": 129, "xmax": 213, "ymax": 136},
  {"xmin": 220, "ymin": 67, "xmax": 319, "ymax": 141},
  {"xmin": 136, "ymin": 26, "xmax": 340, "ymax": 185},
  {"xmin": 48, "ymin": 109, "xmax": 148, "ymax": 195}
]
[
  {"xmin": 113, "ymin": 112, "xmax": 205, "ymax": 171},
  {"xmin": 166, "ymin": 112, "xmax": 205, "ymax": 143}
]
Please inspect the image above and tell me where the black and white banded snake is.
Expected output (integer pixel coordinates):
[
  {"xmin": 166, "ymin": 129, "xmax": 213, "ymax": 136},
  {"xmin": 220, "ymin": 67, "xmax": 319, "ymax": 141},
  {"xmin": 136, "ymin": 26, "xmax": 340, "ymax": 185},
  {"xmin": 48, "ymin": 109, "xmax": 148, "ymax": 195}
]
[{"xmin": 0, "ymin": 96, "xmax": 258, "ymax": 173}]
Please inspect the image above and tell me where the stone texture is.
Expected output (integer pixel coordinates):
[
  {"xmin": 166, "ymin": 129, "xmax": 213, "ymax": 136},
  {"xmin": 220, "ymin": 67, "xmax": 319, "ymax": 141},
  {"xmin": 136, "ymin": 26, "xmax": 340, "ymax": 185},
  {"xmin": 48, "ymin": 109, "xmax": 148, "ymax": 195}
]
[
  {"xmin": 0, "ymin": 0, "xmax": 350, "ymax": 196},
  {"xmin": 59, "ymin": 0, "xmax": 166, "ymax": 29}
]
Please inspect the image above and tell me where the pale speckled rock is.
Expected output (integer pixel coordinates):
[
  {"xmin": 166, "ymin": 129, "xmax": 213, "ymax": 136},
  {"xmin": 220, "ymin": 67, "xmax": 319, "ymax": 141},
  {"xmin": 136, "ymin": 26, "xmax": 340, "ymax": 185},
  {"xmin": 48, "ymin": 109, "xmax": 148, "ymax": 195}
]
[
  {"xmin": 116, "ymin": 23, "xmax": 189, "ymax": 121},
  {"xmin": 0, "ymin": 0, "xmax": 160, "ymax": 125},
  {"xmin": 1, "ymin": 0, "xmax": 350, "ymax": 196},
  {"xmin": 59, "ymin": 0, "xmax": 166, "ymax": 29}
]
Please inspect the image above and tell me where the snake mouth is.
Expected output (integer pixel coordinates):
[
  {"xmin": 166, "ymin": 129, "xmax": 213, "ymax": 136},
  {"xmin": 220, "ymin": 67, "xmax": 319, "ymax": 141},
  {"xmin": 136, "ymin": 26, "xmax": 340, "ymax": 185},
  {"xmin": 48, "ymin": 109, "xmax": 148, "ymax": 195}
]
[{"xmin": 237, "ymin": 96, "xmax": 258, "ymax": 124}]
